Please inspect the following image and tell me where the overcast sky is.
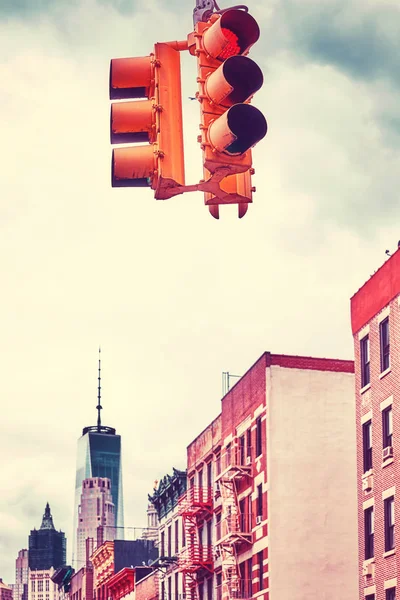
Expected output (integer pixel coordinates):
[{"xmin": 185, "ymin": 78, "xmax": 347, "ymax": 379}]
[{"xmin": 1, "ymin": 0, "xmax": 400, "ymax": 583}]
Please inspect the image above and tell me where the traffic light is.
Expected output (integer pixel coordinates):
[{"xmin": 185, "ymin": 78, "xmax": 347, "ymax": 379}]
[
  {"xmin": 191, "ymin": 9, "xmax": 267, "ymax": 217},
  {"xmin": 110, "ymin": 43, "xmax": 185, "ymax": 198}
]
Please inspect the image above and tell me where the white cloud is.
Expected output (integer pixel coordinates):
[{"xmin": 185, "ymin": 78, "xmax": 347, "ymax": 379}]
[{"xmin": 0, "ymin": 0, "xmax": 399, "ymax": 583}]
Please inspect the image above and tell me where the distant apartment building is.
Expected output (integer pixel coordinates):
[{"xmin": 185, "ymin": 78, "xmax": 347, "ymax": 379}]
[
  {"xmin": 13, "ymin": 550, "xmax": 28, "ymax": 600},
  {"xmin": 76, "ymin": 478, "xmax": 115, "ymax": 569},
  {"xmin": 351, "ymin": 247, "xmax": 400, "ymax": 600},
  {"xmin": 175, "ymin": 351, "xmax": 358, "ymax": 600},
  {"xmin": 0, "ymin": 580, "xmax": 13, "ymax": 600},
  {"xmin": 91, "ymin": 539, "xmax": 158, "ymax": 600},
  {"xmin": 28, "ymin": 504, "xmax": 66, "ymax": 571},
  {"xmin": 148, "ymin": 468, "xmax": 187, "ymax": 600},
  {"xmin": 27, "ymin": 569, "xmax": 59, "ymax": 600}
]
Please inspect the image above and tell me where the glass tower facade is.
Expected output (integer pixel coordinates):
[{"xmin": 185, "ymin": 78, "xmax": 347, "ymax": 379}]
[{"xmin": 72, "ymin": 425, "xmax": 124, "ymax": 567}]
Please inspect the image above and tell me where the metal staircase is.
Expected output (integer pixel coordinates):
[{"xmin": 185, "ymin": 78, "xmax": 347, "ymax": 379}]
[
  {"xmin": 215, "ymin": 443, "xmax": 253, "ymax": 600},
  {"xmin": 177, "ymin": 486, "xmax": 213, "ymax": 600}
]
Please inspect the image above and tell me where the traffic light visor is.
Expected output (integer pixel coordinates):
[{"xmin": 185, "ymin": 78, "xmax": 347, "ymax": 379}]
[
  {"xmin": 109, "ymin": 56, "xmax": 153, "ymax": 100},
  {"xmin": 112, "ymin": 146, "xmax": 155, "ymax": 187},
  {"xmin": 208, "ymin": 104, "xmax": 267, "ymax": 155},
  {"xmin": 203, "ymin": 10, "xmax": 260, "ymax": 60},
  {"xmin": 110, "ymin": 100, "xmax": 155, "ymax": 144},
  {"xmin": 205, "ymin": 55, "xmax": 263, "ymax": 107}
]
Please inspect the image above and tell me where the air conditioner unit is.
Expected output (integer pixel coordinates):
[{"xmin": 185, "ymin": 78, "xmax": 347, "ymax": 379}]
[
  {"xmin": 362, "ymin": 563, "xmax": 374, "ymax": 578},
  {"xmin": 362, "ymin": 475, "xmax": 373, "ymax": 492},
  {"xmin": 383, "ymin": 446, "xmax": 394, "ymax": 461},
  {"xmin": 245, "ymin": 456, "xmax": 251, "ymax": 466},
  {"xmin": 256, "ymin": 515, "xmax": 262, "ymax": 525}
]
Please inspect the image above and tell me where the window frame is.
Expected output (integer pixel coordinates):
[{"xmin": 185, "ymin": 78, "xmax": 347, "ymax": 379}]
[
  {"xmin": 362, "ymin": 420, "xmax": 373, "ymax": 472},
  {"xmin": 256, "ymin": 417, "xmax": 262, "ymax": 457},
  {"xmin": 382, "ymin": 406, "xmax": 393, "ymax": 449},
  {"xmin": 257, "ymin": 484, "xmax": 263, "ymax": 518},
  {"xmin": 386, "ymin": 589, "xmax": 396, "ymax": 600},
  {"xmin": 384, "ymin": 496, "xmax": 395, "ymax": 552},
  {"xmin": 360, "ymin": 335, "xmax": 370, "ymax": 387},
  {"xmin": 380, "ymin": 317, "xmax": 390, "ymax": 372},
  {"xmin": 364, "ymin": 506, "xmax": 374, "ymax": 560},
  {"xmin": 258, "ymin": 551, "xmax": 263, "ymax": 591}
]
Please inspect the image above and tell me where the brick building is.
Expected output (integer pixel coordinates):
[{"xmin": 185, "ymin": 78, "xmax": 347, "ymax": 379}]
[
  {"xmin": 351, "ymin": 248, "xmax": 400, "ymax": 600},
  {"xmin": 148, "ymin": 468, "xmax": 187, "ymax": 600},
  {"xmin": 161, "ymin": 352, "xmax": 358, "ymax": 600},
  {"xmin": 0, "ymin": 580, "xmax": 13, "ymax": 600},
  {"xmin": 13, "ymin": 550, "xmax": 29, "ymax": 600}
]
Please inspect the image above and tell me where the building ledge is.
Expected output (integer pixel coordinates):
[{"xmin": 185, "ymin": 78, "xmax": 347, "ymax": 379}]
[
  {"xmin": 383, "ymin": 549, "xmax": 396, "ymax": 558},
  {"xmin": 360, "ymin": 383, "xmax": 371, "ymax": 394},
  {"xmin": 379, "ymin": 368, "xmax": 391, "ymax": 380},
  {"xmin": 382, "ymin": 458, "xmax": 394, "ymax": 468}
]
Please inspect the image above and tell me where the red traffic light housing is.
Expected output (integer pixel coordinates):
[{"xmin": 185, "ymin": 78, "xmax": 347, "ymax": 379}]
[
  {"xmin": 108, "ymin": 7, "xmax": 268, "ymax": 219},
  {"xmin": 110, "ymin": 43, "xmax": 185, "ymax": 196},
  {"xmin": 191, "ymin": 9, "xmax": 267, "ymax": 217}
]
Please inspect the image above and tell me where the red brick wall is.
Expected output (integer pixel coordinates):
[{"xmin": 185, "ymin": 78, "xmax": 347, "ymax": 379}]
[
  {"xmin": 355, "ymin": 294, "xmax": 400, "ymax": 599},
  {"xmin": 187, "ymin": 414, "xmax": 221, "ymax": 470},
  {"xmin": 351, "ymin": 249, "xmax": 400, "ymax": 335},
  {"xmin": 269, "ymin": 353, "xmax": 354, "ymax": 373},
  {"xmin": 135, "ymin": 572, "xmax": 157, "ymax": 600},
  {"xmin": 221, "ymin": 354, "xmax": 267, "ymax": 440}
]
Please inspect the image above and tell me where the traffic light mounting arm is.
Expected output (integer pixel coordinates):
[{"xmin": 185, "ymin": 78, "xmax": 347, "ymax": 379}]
[{"xmin": 193, "ymin": 0, "xmax": 249, "ymax": 25}]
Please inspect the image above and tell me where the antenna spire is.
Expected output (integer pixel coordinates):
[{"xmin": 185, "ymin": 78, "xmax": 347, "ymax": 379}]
[{"xmin": 97, "ymin": 347, "xmax": 102, "ymax": 430}]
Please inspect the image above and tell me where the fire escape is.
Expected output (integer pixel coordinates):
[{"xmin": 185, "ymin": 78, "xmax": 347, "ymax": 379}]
[
  {"xmin": 177, "ymin": 485, "xmax": 213, "ymax": 600},
  {"xmin": 215, "ymin": 442, "xmax": 253, "ymax": 600}
]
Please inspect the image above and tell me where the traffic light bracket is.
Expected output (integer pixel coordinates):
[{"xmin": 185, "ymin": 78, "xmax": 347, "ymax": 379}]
[{"xmin": 109, "ymin": 4, "xmax": 266, "ymax": 218}]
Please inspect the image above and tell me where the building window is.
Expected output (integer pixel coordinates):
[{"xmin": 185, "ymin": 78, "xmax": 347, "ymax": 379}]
[
  {"xmin": 258, "ymin": 551, "xmax": 263, "ymax": 591},
  {"xmin": 216, "ymin": 453, "xmax": 221, "ymax": 476},
  {"xmin": 161, "ymin": 581, "xmax": 165, "ymax": 600},
  {"xmin": 239, "ymin": 435, "xmax": 245, "ymax": 466},
  {"xmin": 161, "ymin": 530, "xmax": 165, "ymax": 556},
  {"xmin": 380, "ymin": 317, "xmax": 390, "ymax": 372},
  {"xmin": 246, "ymin": 429, "xmax": 252, "ymax": 460},
  {"xmin": 45, "ymin": 581, "xmax": 49, "ymax": 592},
  {"xmin": 363, "ymin": 420, "xmax": 373, "ymax": 472},
  {"xmin": 360, "ymin": 336, "xmax": 370, "ymax": 387},
  {"xmin": 384, "ymin": 496, "xmax": 395, "ymax": 552},
  {"xmin": 364, "ymin": 506, "xmax": 374, "ymax": 559},
  {"xmin": 383, "ymin": 406, "xmax": 393, "ymax": 448},
  {"xmin": 198, "ymin": 583, "xmax": 204, "ymax": 600},
  {"xmin": 174, "ymin": 520, "xmax": 179, "ymax": 554},
  {"xmin": 174, "ymin": 573, "xmax": 179, "ymax": 600},
  {"xmin": 167, "ymin": 525, "xmax": 172, "ymax": 556},
  {"xmin": 216, "ymin": 512, "xmax": 221, "ymax": 541},
  {"xmin": 256, "ymin": 417, "xmax": 262, "ymax": 457},
  {"xmin": 168, "ymin": 577, "xmax": 172, "ymax": 600},
  {"xmin": 365, "ymin": 596, "xmax": 375, "ymax": 600},
  {"xmin": 257, "ymin": 484, "xmax": 263, "ymax": 518},
  {"xmin": 182, "ymin": 520, "xmax": 186, "ymax": 547},
  {"xmin": 38, "ymin": 582, "xmax": 43, "ymax": 593},
  {"xmin": 207, "ymin": 461, "xmax": 212, "ymax": 487},
  {"xmin": 247, "ymin": 556, "xmax": 253, "ymax": 598},
  {"xmin": 207, "ymin": 577, "xmax": 212, "ymax": 600},
  {"xmin": 386, "ymin": 589, "xmax": 396, "ymax": 600}
]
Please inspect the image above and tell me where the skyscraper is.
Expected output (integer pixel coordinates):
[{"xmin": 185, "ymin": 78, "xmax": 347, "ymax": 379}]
[
  {"xmin": 13, "ymin": 549, "xmax": 28, "ymax": 600},
  {"xmin": 76, "ymin": 477, "xmax": 115, "ymax": 568},
  {"xmin": 72, "ymin": 351, "xmax": 124, "ymax": 566},
  {"xmin": 28, "ymin": 504, "xmax": 66, "ymax": 571}
]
